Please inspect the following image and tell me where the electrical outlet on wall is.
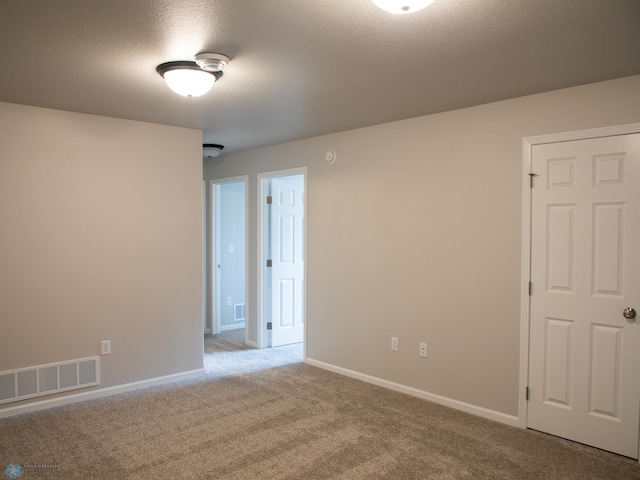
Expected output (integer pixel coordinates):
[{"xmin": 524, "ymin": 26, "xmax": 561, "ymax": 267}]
[
  {"xmin": 391, "ymin": 337, "xmax": 399, "ymax": 352},
  {"xmin": 419, "ymin": 342, "xmax": 427, "ymax": 358},
  {"xmin": 227, "ymin": 297, "xmax": 232, "ymax": 306},
  {"xmin": 101, "ymin": 340, "xmax": 111, "ymax": 355}
]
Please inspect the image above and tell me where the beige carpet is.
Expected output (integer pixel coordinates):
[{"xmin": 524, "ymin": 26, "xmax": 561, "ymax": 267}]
[
  {"xmin": 1, "ymin": 332, "xmax": 639, "ymax": 479},
  {"xmin": 204, "ymin": 329, "xmax": 250, "ymax": 352}
]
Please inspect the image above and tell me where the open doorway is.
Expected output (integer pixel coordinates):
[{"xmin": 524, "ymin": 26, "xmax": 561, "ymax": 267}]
[
  {"xmin": 258, "ymin": 168, "xmax": 307, "ymax": 351},
  {"xmin": 208, "ymin": 177, "xmax": 248, "ymax": 344}
]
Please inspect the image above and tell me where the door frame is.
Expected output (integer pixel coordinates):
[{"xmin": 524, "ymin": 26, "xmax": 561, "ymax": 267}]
[
  {"xmin": 257, "ymin": 167, "xmax": 307, "ymax": 352},
  {"xmin": 202, "ymin": 181, "xmax": 207, "ymax": 336},
  {"xmin": 208, "ymin": 175, "xmax": 249, "ymax": 338},
  {"xmin": 519, "ymin": 123, "xmax": 640, "ymax": 438}
]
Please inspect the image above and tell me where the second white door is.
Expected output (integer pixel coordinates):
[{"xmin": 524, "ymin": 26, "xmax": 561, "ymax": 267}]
[{"xmin": 270, "ymin": 175, "xmax": 304, "ymax": 347}]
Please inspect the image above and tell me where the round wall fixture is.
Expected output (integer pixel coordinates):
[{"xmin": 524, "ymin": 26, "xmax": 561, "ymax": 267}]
[{"xmin": 324, "ymin": 149, "xmax": 336, "ymax": 164}]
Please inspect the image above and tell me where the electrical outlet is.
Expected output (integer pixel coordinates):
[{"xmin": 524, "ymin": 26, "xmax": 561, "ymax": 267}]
[
  {"xmin": 391, "ymin": 337, "xmax": 399, "ymax": 352},
  {"xmin": 101, "ymin": 340, "xmax": 111, "ymax": 355},
  {"xmin": 228, "ymin": 244, "xmax": 234, "ymax": 253},
  {"xmin": 419, "ymin": 342, "xmax": 427, "ymax": 358},
  {"xmin": 227, "ymin": 297, "xmax": 232, "ymax": 306}
]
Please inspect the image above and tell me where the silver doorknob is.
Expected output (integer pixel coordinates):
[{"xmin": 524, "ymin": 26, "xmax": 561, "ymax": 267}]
[{"xmin": 623, "ymin": 308, "xmax": 637, "ymax": 320}]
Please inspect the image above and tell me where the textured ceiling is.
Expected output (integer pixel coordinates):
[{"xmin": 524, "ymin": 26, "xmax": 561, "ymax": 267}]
[{"xmin": 1, "ymin": 0, "xmax": 639, "ymax": 154}]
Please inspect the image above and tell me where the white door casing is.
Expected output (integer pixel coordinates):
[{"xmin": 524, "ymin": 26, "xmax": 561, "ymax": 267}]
[
  {"xmin": 526, "ymin": 132, "xmax": 640, "ymax": 458},
  {"xmin": 269, "ymin": 175, "xmax": 305, "ymax": 347}
]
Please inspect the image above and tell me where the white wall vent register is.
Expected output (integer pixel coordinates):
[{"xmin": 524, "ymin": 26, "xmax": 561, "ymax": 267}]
[
  {"xmin": 0, "ymin": 357, "xmax": 100, "ymax": 405},
  {"xmin": 234, "ymin": 303, "xmax": 246, "ymax": 322}
]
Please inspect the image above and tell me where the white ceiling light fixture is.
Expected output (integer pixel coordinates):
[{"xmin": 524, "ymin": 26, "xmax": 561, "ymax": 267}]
[
  {"xmin": 372, "ymin": 0, "xmax": 434, "ymax": 14},
  {"xmin": 203, "ymin": 144, "xmax": 225, "ymax": 158},
  {"xmin": 156, "ymin": 61, "xmax": 221, "ymax": 97},
  {"xmin": 156, "ymin": 53, "xmax": 230, "ymax": 97}
]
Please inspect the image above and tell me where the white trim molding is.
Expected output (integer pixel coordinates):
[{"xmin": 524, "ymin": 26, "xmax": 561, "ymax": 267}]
[
  {"xmin": 519, "ymin": 122, "xmax": 640, "ymax": 429},
  {"xmin": 306, "ymin": 358, "xmax": 519, "ymax": 428}
]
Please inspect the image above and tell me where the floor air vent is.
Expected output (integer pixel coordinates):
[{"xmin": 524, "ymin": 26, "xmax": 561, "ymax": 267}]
[{"xmin": 0, "ymin": 357, "xmax": 100, "ymax": 405}]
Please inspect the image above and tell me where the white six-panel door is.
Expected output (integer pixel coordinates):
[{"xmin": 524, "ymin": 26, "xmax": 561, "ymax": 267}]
[
  {"xmin": 527, "ymin": 133, "xmax": 640, "ymax": 458},
  {"xmin": 270, "ymin": 175, "xmax": 304, "ymax": 347}
]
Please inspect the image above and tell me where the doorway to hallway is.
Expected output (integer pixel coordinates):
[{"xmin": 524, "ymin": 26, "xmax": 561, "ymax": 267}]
[{"xmin": 208, "ymin": 177, "xmax": 247, "ymax": 341}]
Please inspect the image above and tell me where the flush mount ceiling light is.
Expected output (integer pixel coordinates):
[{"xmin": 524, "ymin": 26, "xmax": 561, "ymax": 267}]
[
  {"xmin": 372, "ymin": 0, "xmax": 434, "ymax": 14},
  {"xmin": 156, "ymin": 61, "xmax": 221, "ymax": 97},
  {"xmin": 203, "ymin": 144, "xmax": 225, "ymax": 158},
  {"xmin": 156, "ymin": 53, "xmax": 230, "ymax": 97}
]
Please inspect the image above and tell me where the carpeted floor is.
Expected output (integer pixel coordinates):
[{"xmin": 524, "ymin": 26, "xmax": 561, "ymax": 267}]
[
  {"xmin": 203, "ymin": 329, "xmax": 303, "ymax": 378},
  {"xmin": 1, "ymin": 331, "xmax": 639, "ymax": 479},
  {"xmin": 204, "ymin": 329, "xmax": 251, "ymax": 352}
]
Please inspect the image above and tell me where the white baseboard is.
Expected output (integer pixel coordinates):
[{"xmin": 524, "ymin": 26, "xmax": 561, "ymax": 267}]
[
  {"xmin": 220, "ymin": 323, "xmax": 245, "ymax": 332},
  {"xmin": 305, "ymin": 358, "xmax": 520, "ymax": 428},
  {"xmin": 0, "ymin": 368, "xmax": 206, "ymax": 419}
]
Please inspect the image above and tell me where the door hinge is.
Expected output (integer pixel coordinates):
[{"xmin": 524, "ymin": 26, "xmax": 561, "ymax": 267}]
[
  {"xmin": 266, "ymin": 195, "xmax": 272, "ymax": 204},
  {"xmin": 528, "ymin": 281, "xmax": 532, "ymax": 296},
  {"xmin": 525, "ymin": 386, "xmax": 530, "ymax": 401},
  {"xmin": 528, "ymin": 173, "xmax": 538, "ymax": 188},
  {"xmin": 267, "ymin": 259, "xmax": 272, "ymax": 267}
]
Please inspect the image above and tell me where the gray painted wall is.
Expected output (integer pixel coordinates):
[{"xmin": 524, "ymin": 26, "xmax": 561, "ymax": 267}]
[
  {"xmin": 3, "ymin": 75, "xmax": 639, "ymax": 417},
  {"xmin": 0, "ymin": 102, "xmax": 203, "ymax": 409},
  {"xmin": 204, "ymin": 75, "xmax": 640, "ymax": 417}
]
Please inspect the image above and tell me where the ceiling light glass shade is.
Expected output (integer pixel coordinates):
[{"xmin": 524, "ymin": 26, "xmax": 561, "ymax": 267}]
[
  {"xmin": 164, "ymin": 69, "xmax": 214, "ymax": 97},
  {"xmin": 372, "ymin": 0, "xmax": 434, "ymax": 14},
  {"xmin": 156, "ymin": 61, "xmax": 222, "ymax": 97},
  {"xmin": 203, "ymin": 144, "xmax": 225, "ymax": 158}
]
